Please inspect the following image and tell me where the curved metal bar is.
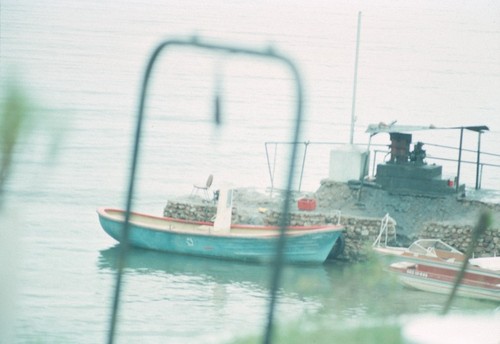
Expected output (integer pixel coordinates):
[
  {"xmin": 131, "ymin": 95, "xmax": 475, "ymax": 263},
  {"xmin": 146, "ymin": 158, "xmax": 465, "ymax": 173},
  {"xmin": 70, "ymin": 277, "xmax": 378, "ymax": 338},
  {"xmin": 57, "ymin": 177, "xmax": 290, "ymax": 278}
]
[
  {"xmin": 107, "ymin": 36, "xmax": 304, "ymax": 344},
  {"xmin": 441, "ymin": 210, "xmax": 491, "ymax": 315}
]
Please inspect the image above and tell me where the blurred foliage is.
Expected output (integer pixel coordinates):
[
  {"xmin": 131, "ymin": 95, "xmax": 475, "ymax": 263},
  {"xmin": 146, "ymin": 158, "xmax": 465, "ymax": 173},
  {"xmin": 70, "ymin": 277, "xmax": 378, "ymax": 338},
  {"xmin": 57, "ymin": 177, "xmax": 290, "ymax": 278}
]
[
  {"xmin": 0, "ymin": 82, "xmax": 33, "ymax": 200},
  {"xmin": 442, "ymin": 209, "xmax": 494, "ymax": 314},
  {"xmin": 228, "ymin": 260, "xmax": 405, "ymax": 344},
  {"xmin": 230, "ymin": 320, "xmax": 402, "ymax": 344}
]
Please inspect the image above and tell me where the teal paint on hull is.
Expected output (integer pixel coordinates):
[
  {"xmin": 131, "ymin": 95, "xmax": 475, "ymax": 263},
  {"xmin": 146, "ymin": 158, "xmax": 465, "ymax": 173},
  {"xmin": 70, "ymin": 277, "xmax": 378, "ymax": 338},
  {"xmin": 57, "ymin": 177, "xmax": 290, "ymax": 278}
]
[{"xmin": 98, "ymin": 209, "xmax": 342, "ymax": 264}]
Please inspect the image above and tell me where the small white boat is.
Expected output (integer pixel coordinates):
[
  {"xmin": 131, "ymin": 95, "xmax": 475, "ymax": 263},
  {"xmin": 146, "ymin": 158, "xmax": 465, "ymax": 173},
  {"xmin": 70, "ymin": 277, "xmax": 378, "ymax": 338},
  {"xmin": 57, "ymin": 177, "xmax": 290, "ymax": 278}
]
[
  {"xmin": 372, "ymin": 214, "xmax": 465, "ymax": 264},
  {"xmin": 374, "ymin": 238, "xmax": 465, "ymax": 264},
  {"xmin": 389, "ymin": 257, "xmax": 500, "ymax": 302},
  {"xmin": 469, "ymin": 256, "xmax": 500, "ymax": 271}
]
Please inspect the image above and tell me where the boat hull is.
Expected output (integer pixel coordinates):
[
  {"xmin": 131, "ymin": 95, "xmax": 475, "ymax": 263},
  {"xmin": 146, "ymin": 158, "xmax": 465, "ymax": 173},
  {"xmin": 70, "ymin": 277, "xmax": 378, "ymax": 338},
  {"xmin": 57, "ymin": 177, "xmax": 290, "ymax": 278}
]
[
  {"xmin": 97, "ymin": 208, "xmax": 344, "ymax": 264},
  {"xmin": 373, "ymin": 239, "xmax": 465, "ymax": 265},
  {"xmin": 390, "ymin": 261, "xmax": 500, "ymax": 302}
]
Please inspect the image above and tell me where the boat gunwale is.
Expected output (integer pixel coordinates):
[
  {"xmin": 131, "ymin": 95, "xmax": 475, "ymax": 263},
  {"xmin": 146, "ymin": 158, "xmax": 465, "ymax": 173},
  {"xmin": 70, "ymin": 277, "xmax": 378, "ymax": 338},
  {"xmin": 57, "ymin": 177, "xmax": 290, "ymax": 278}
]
[
  {"xmin": 97, "ymin": 207, "xmax": 345, "ymax": 239},
  {"xmin": 396, "ymin": 273, "xmax": 500, "ymax": 301},
  {"xmin": 389, "ymin": 260, "xmax": 500, "ymax": 280},
  {"xmin": 374, "ymin": 240, "xmax": 466, "ymax": 265}
]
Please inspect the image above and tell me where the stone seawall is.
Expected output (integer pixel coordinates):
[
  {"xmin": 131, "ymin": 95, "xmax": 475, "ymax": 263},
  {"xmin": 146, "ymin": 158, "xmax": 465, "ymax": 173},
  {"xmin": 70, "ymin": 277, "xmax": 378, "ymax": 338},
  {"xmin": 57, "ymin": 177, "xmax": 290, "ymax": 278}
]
[
  {"xmin": 316, "ymin": 180, "xmax": 500, "ymax": 258},
  {"xmin": 419, "ymin": 222, "xmax": 499, "ymax": 258},
  {"xmin": 264, "ymin": 210, "xmax": 397, "ymax": 261},
  {"xmin": 164, "ymin": 196, "xmax": 499, "ymax": 261},
  {"xmin": 164, "ymin": 201, "xmax": 218, "ymax": 223},
  {"xmin": 316, "ymin": 180, "xmax": 500, "ymax": 239},
  {"xmin": 164, "ymin": 200, "xmax": 397, "ymax": 261}
]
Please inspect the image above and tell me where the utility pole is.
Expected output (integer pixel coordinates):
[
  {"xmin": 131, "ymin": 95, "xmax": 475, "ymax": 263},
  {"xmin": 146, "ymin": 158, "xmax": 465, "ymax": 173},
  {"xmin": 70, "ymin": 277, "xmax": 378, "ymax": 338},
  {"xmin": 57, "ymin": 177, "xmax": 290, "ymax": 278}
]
[{"xmin": 349, "ymin": 11, "xmax": 362, "ymax": 144}]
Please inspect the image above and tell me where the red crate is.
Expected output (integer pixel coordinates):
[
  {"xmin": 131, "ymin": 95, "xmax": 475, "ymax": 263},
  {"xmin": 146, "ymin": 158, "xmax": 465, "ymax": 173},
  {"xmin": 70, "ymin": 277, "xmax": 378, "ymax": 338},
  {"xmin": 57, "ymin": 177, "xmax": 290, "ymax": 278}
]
[{"xmin": 298, "ymin": 198, "xmax": 316, "ymax": 211}]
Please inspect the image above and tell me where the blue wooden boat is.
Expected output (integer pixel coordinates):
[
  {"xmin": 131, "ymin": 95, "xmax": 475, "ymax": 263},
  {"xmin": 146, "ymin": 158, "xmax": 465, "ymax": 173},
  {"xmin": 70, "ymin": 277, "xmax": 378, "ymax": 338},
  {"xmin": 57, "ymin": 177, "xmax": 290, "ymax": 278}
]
[{"xmin": 97, "ymin": 207, "xmax": 344, "ymax": 264}]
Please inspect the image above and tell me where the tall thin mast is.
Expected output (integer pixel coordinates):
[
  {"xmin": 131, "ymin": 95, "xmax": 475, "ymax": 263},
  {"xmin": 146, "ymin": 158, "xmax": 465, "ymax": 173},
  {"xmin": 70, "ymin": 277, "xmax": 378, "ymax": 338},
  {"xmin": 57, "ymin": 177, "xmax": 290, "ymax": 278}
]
[{"xmin": 349, "ymin": 11, "xmax": 362, "ymax": 144}]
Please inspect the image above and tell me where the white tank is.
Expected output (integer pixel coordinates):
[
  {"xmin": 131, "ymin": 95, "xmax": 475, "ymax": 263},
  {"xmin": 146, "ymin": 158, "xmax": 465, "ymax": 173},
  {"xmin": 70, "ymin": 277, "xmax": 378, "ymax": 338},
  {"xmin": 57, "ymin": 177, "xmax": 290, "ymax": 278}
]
[{"xmin": 329, "ymin": 144, "xmax": 369, "ymax": 182}]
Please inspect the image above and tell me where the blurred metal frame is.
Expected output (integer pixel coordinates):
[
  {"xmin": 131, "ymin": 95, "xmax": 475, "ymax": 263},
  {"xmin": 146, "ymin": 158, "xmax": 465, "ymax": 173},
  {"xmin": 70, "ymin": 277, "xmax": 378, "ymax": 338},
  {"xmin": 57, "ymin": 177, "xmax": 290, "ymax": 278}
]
[{"xmin": 107, "ymin": 36, "xmax": 304, "ymax": 344}]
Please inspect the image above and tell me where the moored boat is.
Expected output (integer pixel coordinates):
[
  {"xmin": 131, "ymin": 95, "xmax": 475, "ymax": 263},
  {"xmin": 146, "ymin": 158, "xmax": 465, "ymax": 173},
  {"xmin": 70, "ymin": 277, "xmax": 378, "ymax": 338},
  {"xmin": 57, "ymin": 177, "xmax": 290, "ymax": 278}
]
[
  {"xmin": 389, "ymin": 257, "xmax": 500, "ymax": 302},
  {"xmin": 97, "ymin": 207, "xmax": 344, "ymax": 264},
  {"xmin": 374, "ymin": 238, "xmax": 465, "ymax": 264},
  {"xmin": 372, "ymin": 214, "xmax": 465, "ymax": 264}
]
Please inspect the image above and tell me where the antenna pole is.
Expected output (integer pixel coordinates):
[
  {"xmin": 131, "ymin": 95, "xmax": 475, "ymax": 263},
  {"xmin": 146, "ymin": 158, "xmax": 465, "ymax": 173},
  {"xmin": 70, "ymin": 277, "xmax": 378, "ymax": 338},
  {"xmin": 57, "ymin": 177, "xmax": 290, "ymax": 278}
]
[{"xmin": 349, "ymin": 11, "xmax": 362, "ymax": 144}]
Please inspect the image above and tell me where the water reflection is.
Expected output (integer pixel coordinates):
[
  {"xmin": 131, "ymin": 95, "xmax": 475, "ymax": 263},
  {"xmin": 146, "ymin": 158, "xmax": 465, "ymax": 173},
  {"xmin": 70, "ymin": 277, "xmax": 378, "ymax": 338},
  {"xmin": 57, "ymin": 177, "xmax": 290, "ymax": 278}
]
[
  {"xmin": 98, "ymin": 246, "xmax": 332, "ymax": 342},
  {"xmin": 98, "ymin": 246, "xmax": 496, "ymax": 318},
  {"xmin": 97, "ymin": 246, "xmax": 497, "ymax": 342},
  {"xmin": 98, "ymin": 245, "xmax": 331, "ymax": 297},
  {"xmin": 320, "ymin": 258, "xmax": 497, "ymax": 321}
]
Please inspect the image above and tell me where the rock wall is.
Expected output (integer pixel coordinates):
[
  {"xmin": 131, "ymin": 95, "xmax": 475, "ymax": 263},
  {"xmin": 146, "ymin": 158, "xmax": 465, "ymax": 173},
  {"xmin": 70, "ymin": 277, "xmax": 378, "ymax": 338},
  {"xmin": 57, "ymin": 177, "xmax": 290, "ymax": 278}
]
[
  {"xmin": 338, "ymin": 215, "xmax": 397, "ymax": 261},
  {"xmin": 163, "ymin": 201, "xmax": 218, "ymax": 222},
  {"xmin": 164, "ymin": 199, "xmax": 397, "ymax": 262},
  {"xmin": 163, "ymin": 200, "xmax": 251, "ymax": 223},
  {"xmin": 265, "ymin": 211, "xmax": 397, "ymax": 261},
  {"xmin": 315, "ymin": 180, "xmax": 500, "ymax": 241},
  {"xmin": 419, "ymin": 222, "xmax": 499, "ymax": 258},
  {"xmin": 164, "ymin": 192, "xmax": 499, "ymax": 261}
]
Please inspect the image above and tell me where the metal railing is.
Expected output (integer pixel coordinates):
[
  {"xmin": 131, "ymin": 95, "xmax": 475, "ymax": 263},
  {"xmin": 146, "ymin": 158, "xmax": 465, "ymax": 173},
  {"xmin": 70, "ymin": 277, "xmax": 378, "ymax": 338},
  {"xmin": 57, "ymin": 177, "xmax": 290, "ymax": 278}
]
[
  {"xmin": 265, "ymin": 141, "xmax": 500, "ymax": 193},
  {"xmin": 372, "ymin": 213, "xmax": 394, "ymax": 248}
]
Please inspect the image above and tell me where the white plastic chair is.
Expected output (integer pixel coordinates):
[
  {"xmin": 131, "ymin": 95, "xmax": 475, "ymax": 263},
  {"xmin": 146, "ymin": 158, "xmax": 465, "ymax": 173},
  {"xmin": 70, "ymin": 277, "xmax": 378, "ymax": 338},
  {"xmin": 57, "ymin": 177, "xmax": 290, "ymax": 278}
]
[{"xmin": 191, "ymin": 174, "xmax": 213, "ymax": 201}]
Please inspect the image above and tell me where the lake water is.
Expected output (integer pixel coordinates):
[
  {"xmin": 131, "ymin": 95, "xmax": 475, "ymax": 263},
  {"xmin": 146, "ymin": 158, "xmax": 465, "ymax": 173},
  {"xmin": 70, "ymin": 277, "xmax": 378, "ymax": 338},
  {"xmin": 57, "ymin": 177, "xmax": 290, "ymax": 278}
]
[{"xmin": 1, "ymin": 0, "xmax": 499, "ymax": 343}]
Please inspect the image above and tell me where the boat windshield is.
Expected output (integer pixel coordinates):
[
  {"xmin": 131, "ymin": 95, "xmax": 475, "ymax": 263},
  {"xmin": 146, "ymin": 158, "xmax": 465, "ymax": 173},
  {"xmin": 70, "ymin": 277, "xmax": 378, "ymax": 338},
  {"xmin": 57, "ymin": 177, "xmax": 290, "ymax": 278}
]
[{"xmin": 408, "ymin": 239, "xmax": 462, "ymax": 256}]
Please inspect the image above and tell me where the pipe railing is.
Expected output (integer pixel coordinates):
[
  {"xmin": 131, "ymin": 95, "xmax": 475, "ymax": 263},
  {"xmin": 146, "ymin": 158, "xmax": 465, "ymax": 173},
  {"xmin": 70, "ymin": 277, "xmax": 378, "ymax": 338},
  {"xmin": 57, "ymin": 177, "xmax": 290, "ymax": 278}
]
[{"xmin": 265, "ymin": 141, "xmax": 500, "ymax": 193}]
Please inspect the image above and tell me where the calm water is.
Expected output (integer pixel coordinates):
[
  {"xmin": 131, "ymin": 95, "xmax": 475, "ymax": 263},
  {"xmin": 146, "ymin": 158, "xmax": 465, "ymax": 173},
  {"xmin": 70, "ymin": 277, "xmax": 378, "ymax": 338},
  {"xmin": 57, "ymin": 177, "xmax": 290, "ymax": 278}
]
[{"xmin": 1, "ymin": 0, "xmax": 499, "ymax": 343}]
